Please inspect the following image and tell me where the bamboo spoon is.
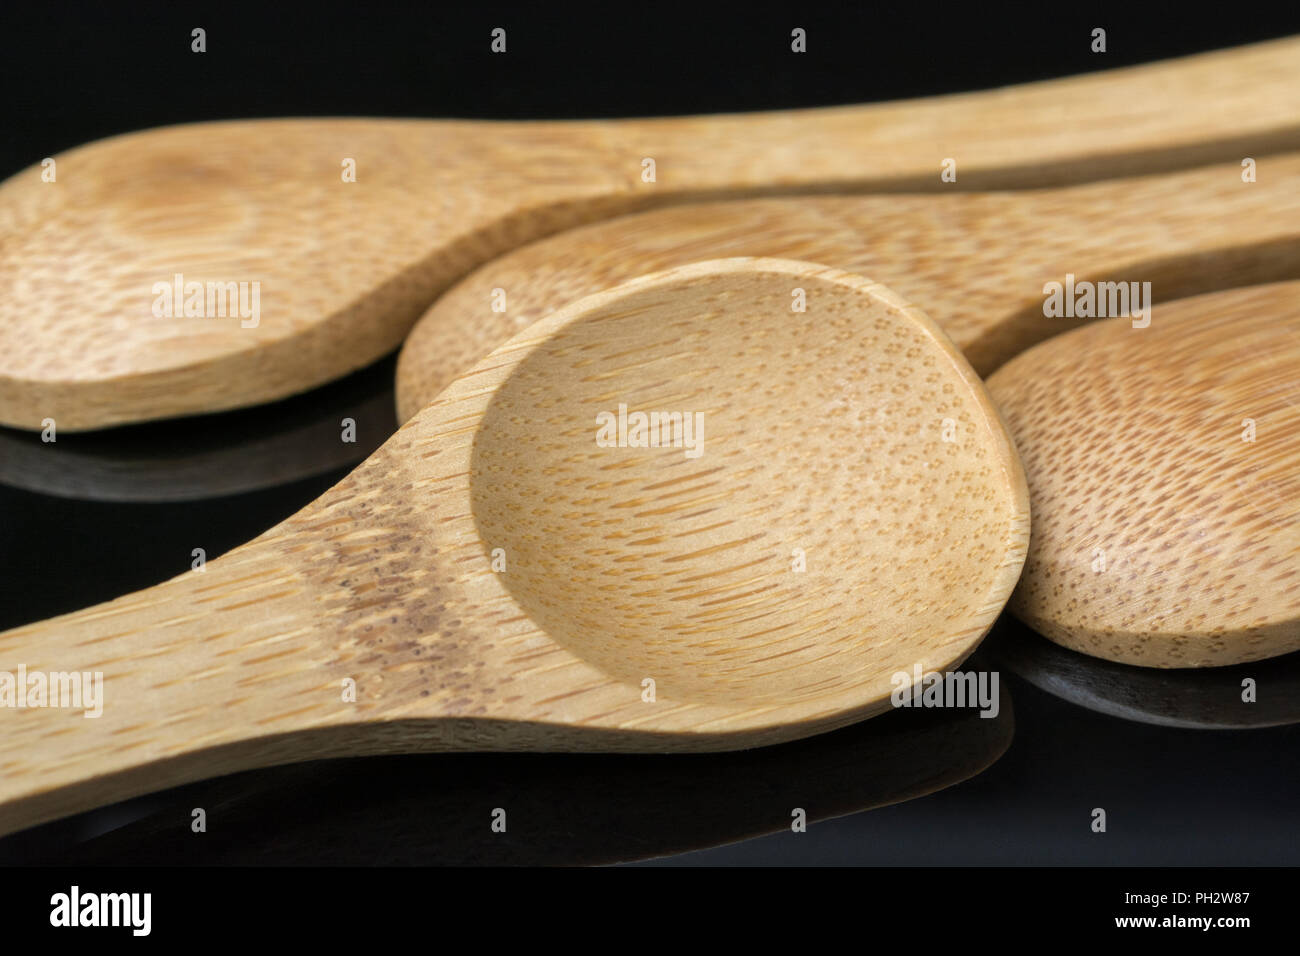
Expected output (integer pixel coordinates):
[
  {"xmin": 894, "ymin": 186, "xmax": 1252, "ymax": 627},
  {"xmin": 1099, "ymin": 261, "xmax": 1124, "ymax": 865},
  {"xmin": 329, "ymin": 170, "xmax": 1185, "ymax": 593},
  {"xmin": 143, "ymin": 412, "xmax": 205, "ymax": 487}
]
[
  {"xmin": 395, "ymin": 153, "xmax": 1300, "ymax": 419},
  {"xmin": 985, "ymin": 282, "xmax": 1300, "ymax": 668},
  {"xmin": 3, "ymin": 37, "xmax": 1300, "ymax": 431},
  {"xmin": 0, "ymin": 259, "xmax": 1030, "ymax": 835}
]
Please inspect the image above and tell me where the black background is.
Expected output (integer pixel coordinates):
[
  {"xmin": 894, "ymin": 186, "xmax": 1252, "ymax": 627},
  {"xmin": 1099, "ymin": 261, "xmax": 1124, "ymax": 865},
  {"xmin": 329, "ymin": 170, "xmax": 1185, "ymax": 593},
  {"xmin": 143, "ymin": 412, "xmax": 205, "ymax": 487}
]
[
  {"xmin": 0, "ymin": 1, "xmax": 1298, "ymax": 871},
  {"xmin": 8, "ymin": 2, "xmax": 1300, "ymax": 176}
]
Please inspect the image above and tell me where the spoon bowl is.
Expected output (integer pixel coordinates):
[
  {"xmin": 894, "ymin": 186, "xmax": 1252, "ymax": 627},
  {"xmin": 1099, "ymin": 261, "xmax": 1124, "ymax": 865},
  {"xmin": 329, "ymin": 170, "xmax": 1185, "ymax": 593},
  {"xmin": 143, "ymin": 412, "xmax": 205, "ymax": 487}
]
[
  {"xmin": 986, "ymin": 282, "xmax": 1300, "ymax": 667},
  {"xmin": 468, "ymin": 261, "xmax": 1026, "ymax": 707},
  {"xmin": 0, "ymin": 258, "xmax": 1029, "ymax": 834}
]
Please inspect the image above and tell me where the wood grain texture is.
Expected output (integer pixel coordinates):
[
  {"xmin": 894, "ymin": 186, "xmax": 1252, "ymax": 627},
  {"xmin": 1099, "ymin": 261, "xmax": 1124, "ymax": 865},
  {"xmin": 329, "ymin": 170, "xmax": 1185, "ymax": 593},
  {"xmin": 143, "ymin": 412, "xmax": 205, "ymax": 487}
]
[
  {"xmin": 3, "ymin": 36, "xmax": 1300, "ymax": 430},
  {"xmin": 396, "ymin": 153, "xmax": 1300, "ymax": 420},
  {"xmin": 0, "ymin": 259, "xmax": 1029, "ymax": 835},
  {"xmin": 986, "ymin": 282, "xmax": 1300, "ymax": 667}
]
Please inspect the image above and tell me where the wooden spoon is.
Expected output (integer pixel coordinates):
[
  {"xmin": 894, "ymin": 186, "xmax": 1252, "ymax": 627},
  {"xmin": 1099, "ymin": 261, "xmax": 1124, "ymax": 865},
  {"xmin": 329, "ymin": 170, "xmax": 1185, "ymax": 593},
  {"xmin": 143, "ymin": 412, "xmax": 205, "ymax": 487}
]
[
  {"xmin": 395, "ymin": 153, "xmax": 1300, "ymax": 419},
  {"xmin": 3, "ymin": 37, "xmax": 1299, "ymax": 431},
  {"xmin": 0, "ymin": 259, "xmax": 1030, "ymax": 835},
  {"xmin": 985, "ymin": 282, "xmax": 1300, "ymax": 668}
]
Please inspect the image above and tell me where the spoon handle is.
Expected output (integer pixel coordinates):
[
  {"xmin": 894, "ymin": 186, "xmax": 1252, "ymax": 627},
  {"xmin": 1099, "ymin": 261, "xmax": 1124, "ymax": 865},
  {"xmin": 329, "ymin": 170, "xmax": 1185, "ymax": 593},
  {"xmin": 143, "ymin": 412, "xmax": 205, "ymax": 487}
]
[
  {"xmin": 615, "ymin": 36, "xmax": 1300, "ymax": 192},
  {"xmin": 395, "ymin": 150, "xmax": 1300, "ymax": 421},
  {"xmin": 5, "ymin": 38, "xmax": 1299, "ymax": 432},
  {"xmin": 0, "ymin": 537, "xmax": 352, "ymax": 836}
]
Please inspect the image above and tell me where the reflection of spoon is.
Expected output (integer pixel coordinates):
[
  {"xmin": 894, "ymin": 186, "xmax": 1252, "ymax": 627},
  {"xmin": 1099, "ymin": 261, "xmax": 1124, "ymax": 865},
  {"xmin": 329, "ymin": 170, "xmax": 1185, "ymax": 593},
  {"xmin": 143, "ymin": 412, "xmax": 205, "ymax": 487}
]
[
  {"xmin": 0, "ymin": 259, "xmax": 1029, "ymax": 835},
  {"xmin": 395, "ymin": 154, "xmax": 1300, "ymax": 419},
  {"xmin": 0, "ymin": 356, "xmax": 396, "ymax": 502},
  {"xmin": 0, "ymin": 679, "xmax": 1013, "ymax": 865},
  {"xmin": 4, "ymin": 37, "xmax": 1300, "ymax": 430},
  {"xmin": 988, "ymin": 617, "xmax": 1300, "ymax": 729},
  {"xmin": 986, "ymin": 282, "xmax": 1300, "ymax": 667}
]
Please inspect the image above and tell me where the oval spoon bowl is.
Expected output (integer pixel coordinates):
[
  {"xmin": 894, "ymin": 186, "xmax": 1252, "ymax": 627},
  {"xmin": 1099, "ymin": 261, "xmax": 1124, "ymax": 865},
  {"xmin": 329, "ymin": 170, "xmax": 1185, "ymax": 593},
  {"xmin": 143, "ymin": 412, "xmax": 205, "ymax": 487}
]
[{"xmin": 986, "ymin": 282, "xmax": 1300, "ymax": 667}]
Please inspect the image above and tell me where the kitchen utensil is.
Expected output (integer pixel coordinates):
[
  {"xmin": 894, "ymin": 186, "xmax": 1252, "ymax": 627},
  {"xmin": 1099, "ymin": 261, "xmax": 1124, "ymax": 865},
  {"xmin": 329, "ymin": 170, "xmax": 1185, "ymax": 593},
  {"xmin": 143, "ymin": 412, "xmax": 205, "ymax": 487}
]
[
  {"xmin": 986, "ymin": 282, "xmax": 1300, "ymax": 667},
  {"xmin": 4, "ymin": 38, "xmax": 1298, "ymax": 429},
  {"xmin": 0, "ymin": 259, "xmax": 1030, "ymax": 835},
  {"xmin": 396, "ymin": 154, "xmax": 1300, "ymax": 418}
]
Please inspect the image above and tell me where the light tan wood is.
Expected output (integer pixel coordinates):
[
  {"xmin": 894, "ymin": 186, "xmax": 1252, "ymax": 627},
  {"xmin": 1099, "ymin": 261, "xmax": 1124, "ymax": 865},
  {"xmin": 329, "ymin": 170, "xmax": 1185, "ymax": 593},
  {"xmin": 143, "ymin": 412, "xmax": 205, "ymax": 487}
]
[
  {"xmin": 3, "ymin": 37, "xmax": 1300, "ymax": 430},
  {"xmin": 986, "ymin": 282, "xmax": 1300, "ymax": 668},
  {"xmin": 0, "ymin": 259, "xmax": 1030, "ymax": 835},
  {"xmin": 396, "ymin": 153, "xmax": 1300, "ymax": 419}
]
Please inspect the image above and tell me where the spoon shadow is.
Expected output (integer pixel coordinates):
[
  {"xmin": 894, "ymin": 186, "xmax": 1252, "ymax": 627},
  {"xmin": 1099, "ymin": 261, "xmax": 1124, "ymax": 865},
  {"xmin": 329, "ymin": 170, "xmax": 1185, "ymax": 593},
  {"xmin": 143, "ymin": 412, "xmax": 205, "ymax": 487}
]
[
  {"xmin": 0, "ymin": 665, "xmax": 1013, "ymax": 865},
  {"xmin": 0, "ymin": 355, "xmax": 397, "ymax": 503},
  {"xmin": 985, "ymin": 617, "xmax": 1300, "ymax": 729}
]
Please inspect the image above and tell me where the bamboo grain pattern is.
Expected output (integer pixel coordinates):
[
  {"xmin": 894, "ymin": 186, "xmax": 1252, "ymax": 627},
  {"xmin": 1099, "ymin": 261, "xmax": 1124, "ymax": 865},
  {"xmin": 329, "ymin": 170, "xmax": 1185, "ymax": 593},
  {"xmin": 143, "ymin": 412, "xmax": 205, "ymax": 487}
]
[
  {"xmin": 395, "ymin": 153, "xmax": 1300, "ymax": 418},
  {"xmin": 986, "ymin": 282, "xmax": 1300, "ymax": 667},
  {"xmin": 0, "ymin": 260, "xmax": 1029, "ymax": 835},
  {"xmin": 2, "ymin": 38, "xmax": 1299, "ymax": 429}
]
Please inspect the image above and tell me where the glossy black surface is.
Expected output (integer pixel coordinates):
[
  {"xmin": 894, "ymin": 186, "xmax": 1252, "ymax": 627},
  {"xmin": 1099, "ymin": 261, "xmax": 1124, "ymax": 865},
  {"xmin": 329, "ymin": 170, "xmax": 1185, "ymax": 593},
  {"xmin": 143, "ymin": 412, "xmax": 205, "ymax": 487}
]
[
  {"xmin": 0, "ymin": 354, "xmax": 1296, "ymax": 865},
  {"xmin": 2, "ymin": 3, "xmax": 1298, "ymax": 867}
]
